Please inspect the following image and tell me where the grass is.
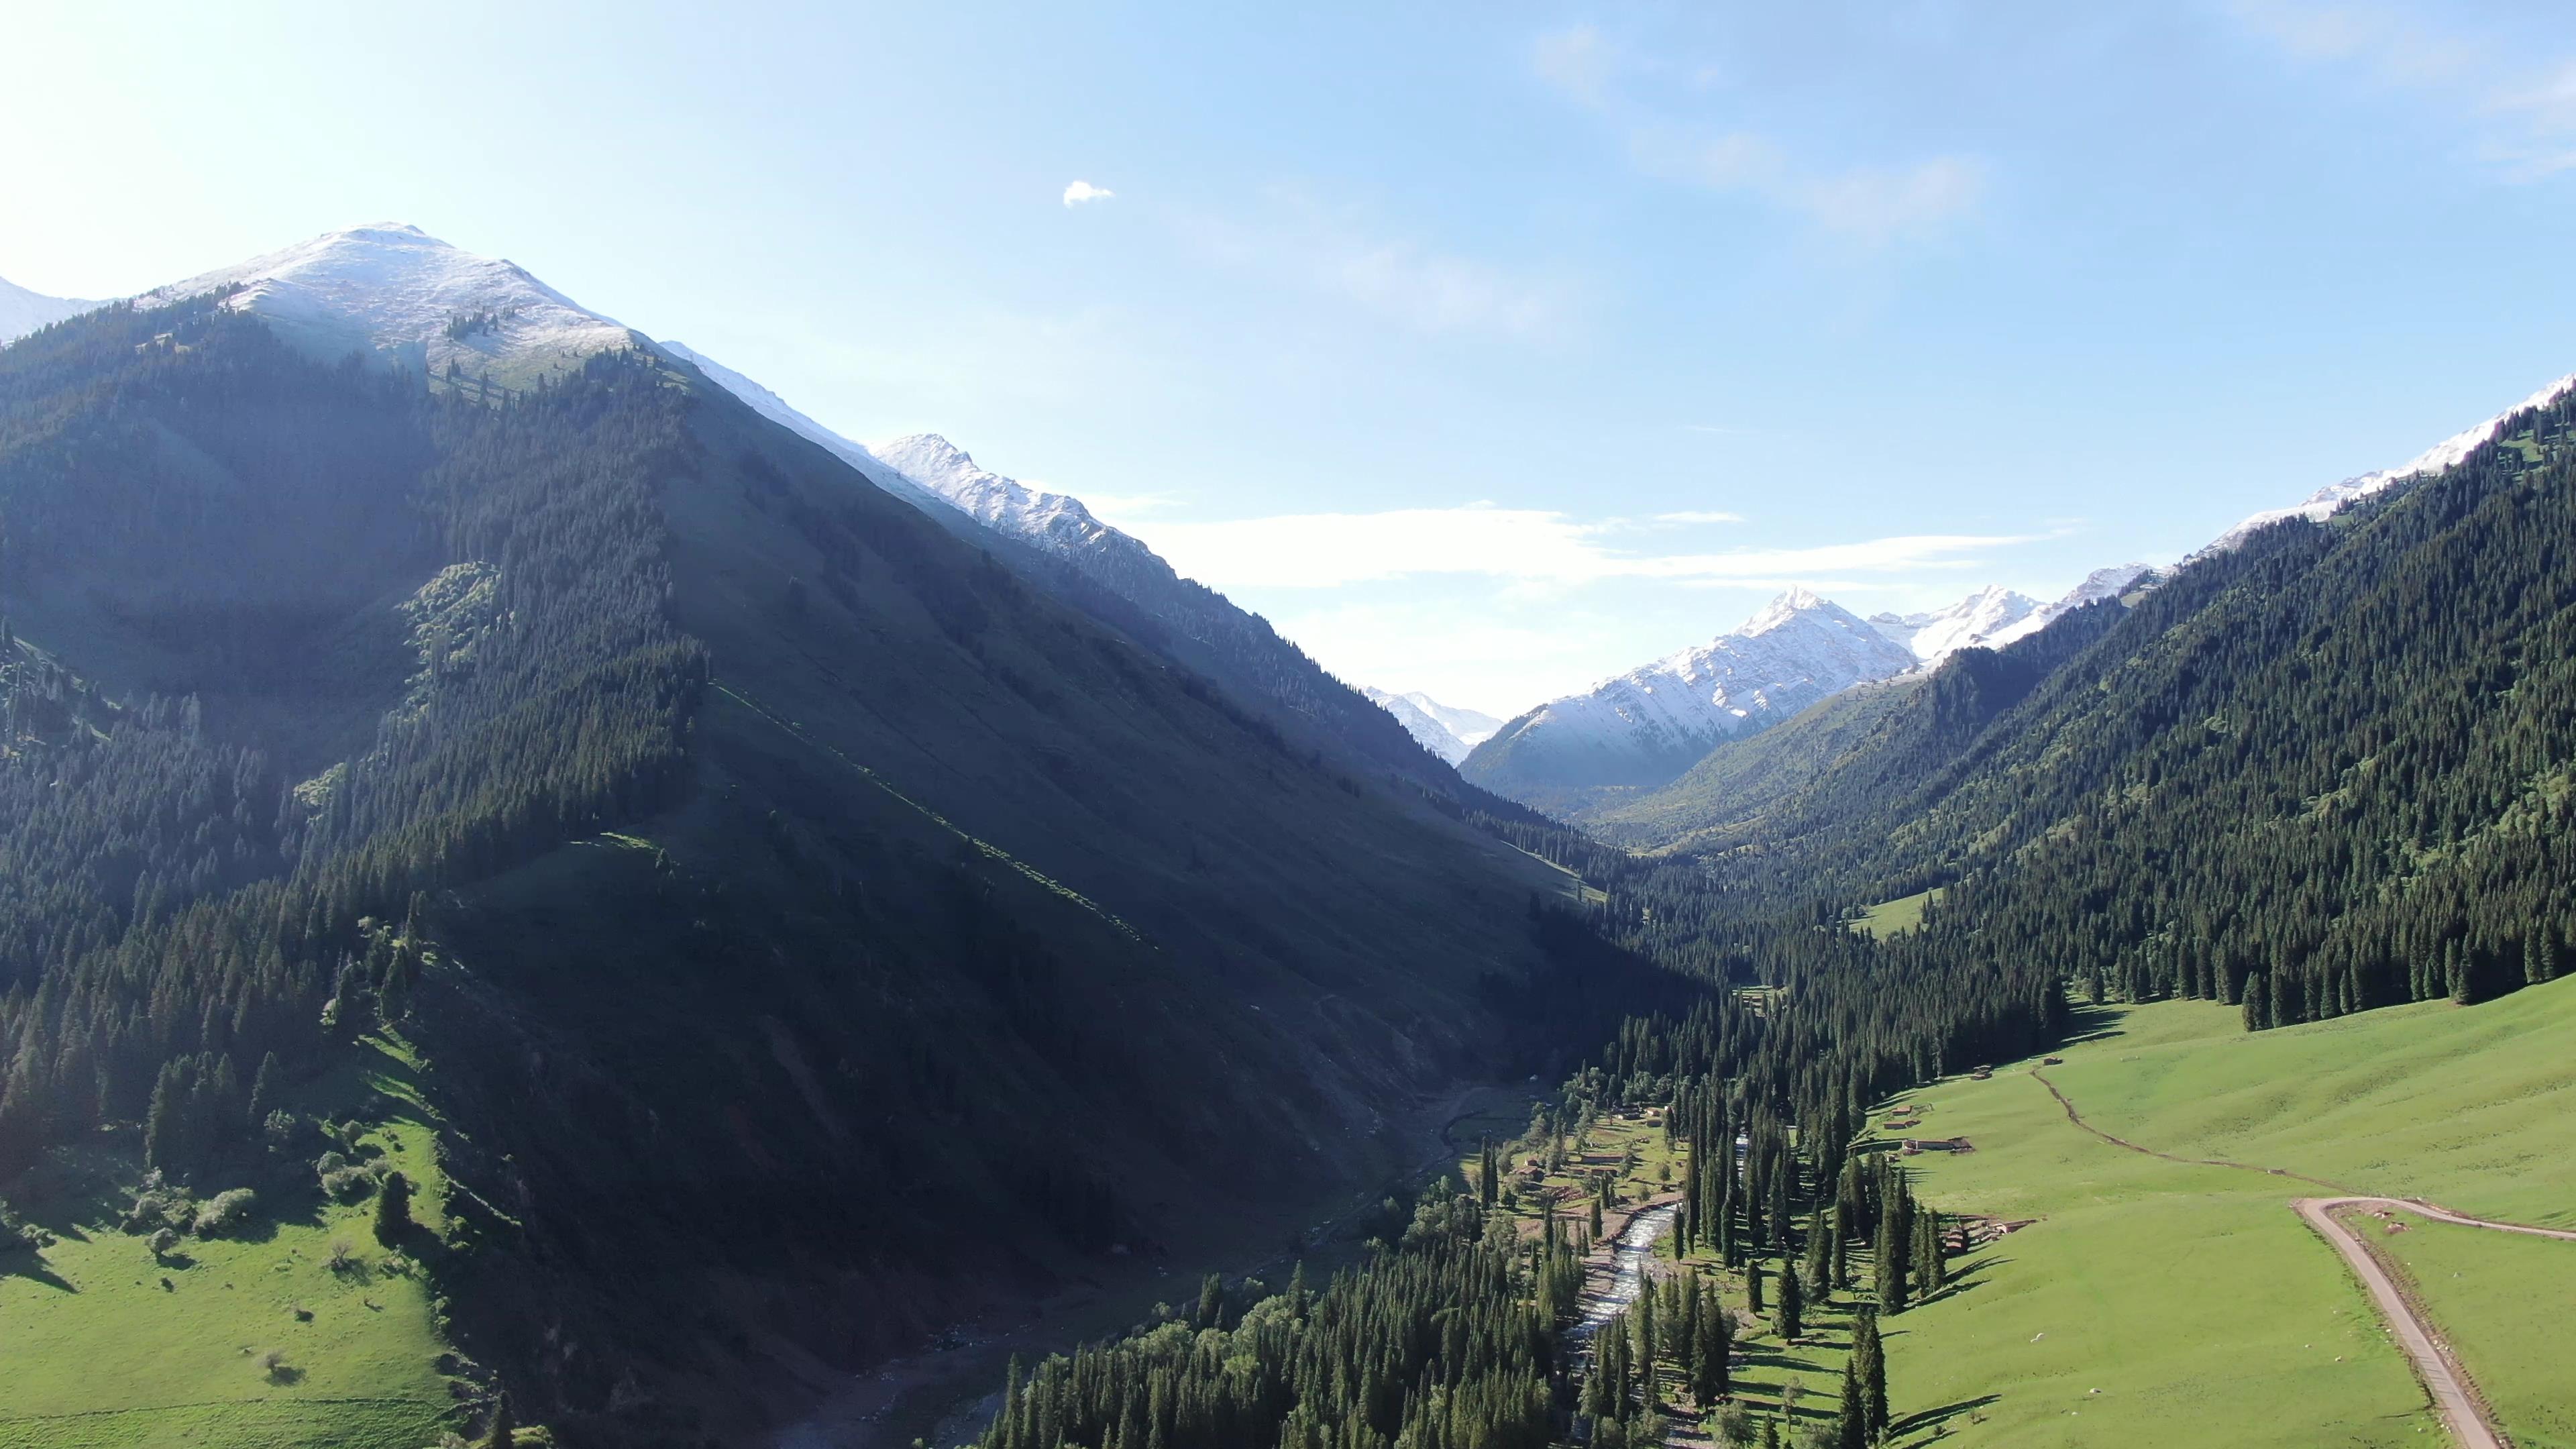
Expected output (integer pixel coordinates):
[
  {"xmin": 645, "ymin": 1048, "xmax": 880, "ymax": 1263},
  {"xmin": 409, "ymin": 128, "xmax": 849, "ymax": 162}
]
[
  {"xmin": 2365, "ymin": 1209, "xmax": 2576, "ymax": 1449},
  {"xmin": 1849, "ymin": 888, "xmax": 1942, "ymax": 938},
  {"xmin": 1881, "ymin": 979, "xmax": 2576, "ymax": 1447},
  {"xmin": 0, "ymin": 1034, "xmax": 462, "ymax": 1449}
]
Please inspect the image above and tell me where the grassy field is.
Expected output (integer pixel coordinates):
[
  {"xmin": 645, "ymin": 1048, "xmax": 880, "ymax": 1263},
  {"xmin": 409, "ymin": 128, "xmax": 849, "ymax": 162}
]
[
  {"xmin": 1850, "ymin": 889, "xmax": 1943, "ymax": 938},
  {"xmin": 1882, "ymin": 979, "xmax": 2576, "ymax": 1447},
  {"xmin": 0, "ymin": 1034, "xmax": 462, "ymax": 1449},
  {"xmin": 2365, "ymin": 1209, "xmax": 2576, "ymax": 1449}
]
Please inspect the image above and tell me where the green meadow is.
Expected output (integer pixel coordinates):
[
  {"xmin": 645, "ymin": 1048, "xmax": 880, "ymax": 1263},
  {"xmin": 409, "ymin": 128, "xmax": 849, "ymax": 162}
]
[
  {"xmin": 1882, "ymin": 980, "xmax": 2576, "ymax": 1447},
  {"xmin": 2369, "ymin": 1209, "xmax": 2576, "ymax": 1449},
  {"xmin": 0, "ymin": 1036, "xmax": 460, "ymax": 1449}
]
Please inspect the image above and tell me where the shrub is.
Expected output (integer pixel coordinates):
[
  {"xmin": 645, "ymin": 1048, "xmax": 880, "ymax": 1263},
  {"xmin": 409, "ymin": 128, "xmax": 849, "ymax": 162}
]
[
  {"xmin": 148, "ymin": 1227, "xmax": 179, "ymax": 1258},
  {"xmin": 264, "ymin": 1110, "xmax": 299, "ymax": 1151},
  {"xmin": 122, "ymin": 1192, "xmax": 172, "ymax": 1235},
  {"xmin": 327, "ymin": 1238, "xmax": 358, "ymax": 1273},
  {"xmin": 194, "ymin": 1188, "xmax": 258, "ymax": 1238},
  {"xmin": 321, "ymin": 1166, "xmax": 378, "ymax": 1201}
]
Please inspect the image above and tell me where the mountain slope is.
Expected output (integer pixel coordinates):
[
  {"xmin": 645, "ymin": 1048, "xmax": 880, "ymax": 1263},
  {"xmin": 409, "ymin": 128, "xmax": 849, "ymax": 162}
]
[
  {"xmin": 1652, "ymin": 380, "xmax": 2576, "ymax": 1024},
  {"xmin": 0, "ymin": 275, "xmax": 101, "ymax": 345},
  {"xmin": 650, "ymin": 352, "xmax": 1536, "ymax": 820},
  {"xmin": 0, "ymin": 235, "xmax": 1607, "ymax": 1446},
  {"xmin": 1460, "ymin": 588, "xmax": 1918, "ymax": 806}
]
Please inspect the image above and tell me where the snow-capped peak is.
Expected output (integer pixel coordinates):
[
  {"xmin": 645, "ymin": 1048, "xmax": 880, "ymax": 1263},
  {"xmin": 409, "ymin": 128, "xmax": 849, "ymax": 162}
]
[
  {"xmin": 0, "ymin": 274, "xmax": 105, "ymax": 347},
  {"xmin": 1741, "ymin": 586, "xmax": 1831, "ymax": 635},
  {"xmin": 1868, "ymin": 584, "xmax": 2041, "ymax": 663},
  {"xmin": 1469, "ymin": 588, "xmax": 1917, "ymax": 792},
  {"xmin": 865, "ymin": 433, "xmax": 1119, "ymax": 553},
  {"xmin": 1362, "ymin": 688, "xmax": 1502, "ymax": 765},
  {"xmin": 136, "ymin": 223, "xmax": 639, "ymax": 383},
  {"xmin": 1868, "ymin": 568, "xmax": 2158, "ymax": 666},
  {"xmin": 2198, "ymin": 372, "xmax": 2576, "ymax": 557}
]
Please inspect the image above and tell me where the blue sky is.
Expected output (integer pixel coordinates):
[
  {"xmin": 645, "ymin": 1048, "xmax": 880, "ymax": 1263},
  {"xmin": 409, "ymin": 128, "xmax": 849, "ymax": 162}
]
[{"xmin": 9, "ymin": 1, "xmax": 2576, "ymax": 713}]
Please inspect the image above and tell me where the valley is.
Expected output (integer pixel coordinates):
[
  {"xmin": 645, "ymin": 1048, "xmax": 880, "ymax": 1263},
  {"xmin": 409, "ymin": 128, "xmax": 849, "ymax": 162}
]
[{"xmin": 6, "ymin": 42, "xmax": 2576, "ymax": 1446}]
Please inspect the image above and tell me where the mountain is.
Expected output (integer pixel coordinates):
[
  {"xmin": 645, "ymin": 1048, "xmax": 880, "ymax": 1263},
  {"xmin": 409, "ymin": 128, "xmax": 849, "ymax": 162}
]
[
  {"xmin": 2198, "ymin": 371, "xmax": 2576, "ymax": 556},
  {"xmin": 0, "ymin": 229, "xmax": 1613, "ymax": 1446},
  {"xmin": 0, "ymin": 274, "xmax": 101, "ymax": 345},
  {"xmin": 1362, "ymin": 688, "xmax": 1503, "ymax": 765},
  {"xmin": 1627, "ymin": 376, "xmax": 2576, "ymax": 1022},
  {"xmin": 1460, "ymin": 588, "xmax": 1918, "ymax": 807},
  {"xmin": 652, "ymin": 338, "xmax": 951, "ymax": 515},
  {"xmin": 659, "ymin": 387, "xmax": 1529, "ymax": 817},
  {"xmin": 1867, "ymin": 585, "xmax": 2041, "ymax": 661},
  {"xmin": 136, "ymin": 222, "xmax": 639, "ymax": 385}
]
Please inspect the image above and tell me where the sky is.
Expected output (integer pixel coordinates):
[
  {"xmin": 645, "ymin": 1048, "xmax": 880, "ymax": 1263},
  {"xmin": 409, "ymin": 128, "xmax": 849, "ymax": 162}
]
[{"xmin": 9, "ymin": 1, "xmax": 2576, "ymax": 716}]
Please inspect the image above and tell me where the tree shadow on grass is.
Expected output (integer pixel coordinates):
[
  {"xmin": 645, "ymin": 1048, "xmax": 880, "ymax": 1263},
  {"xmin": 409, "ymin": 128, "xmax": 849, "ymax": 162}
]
[
  {"xmin": 1, "ymin": 1252, "xmax": 78, "ymax": 1292},
  {"xmin": 1891, "ymin": 1393, "xmax": 1998, "ymax": 1442},
  {"xmin": 2057, "ymin": 1004, "xmax": 2128, "ymax": 1048}
]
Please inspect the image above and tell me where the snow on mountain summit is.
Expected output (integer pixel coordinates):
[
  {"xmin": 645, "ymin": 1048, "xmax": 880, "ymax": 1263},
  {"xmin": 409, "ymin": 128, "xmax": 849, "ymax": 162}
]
[
  {"xmin": 1464, "ymin": 589, "xmax": 1918, "ymax": 796},
  {"xmin": 865, "ymin": 433, "xmax": 1123, "ymax": 554},
  {"xmin": 2198, "ymin": 372, "xmax": 2576, "ymax": 557},
  {"xmin": 1362, "ymin": 688, "xmax": 1503, "ymax": 766},
  {"xmin": 137, "ymin": 223, "xmax": 638, "ymax": 382},
  {"xmin": 1868, "ymin": 584, "xmax": 2042, "ymax": 662}
]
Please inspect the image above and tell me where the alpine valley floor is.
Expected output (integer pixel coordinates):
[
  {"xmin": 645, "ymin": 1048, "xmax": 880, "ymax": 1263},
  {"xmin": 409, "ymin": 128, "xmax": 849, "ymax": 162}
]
[{"xmin": 1878, "ymin": 981, "xmax": 2576, "ymax": 1448}]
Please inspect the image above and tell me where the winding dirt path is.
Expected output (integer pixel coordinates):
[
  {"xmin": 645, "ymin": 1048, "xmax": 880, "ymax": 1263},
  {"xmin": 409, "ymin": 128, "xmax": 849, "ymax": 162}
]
[{"xmin": 2028, "ymin": 1068, "xmax": 2574, "ymax": 1448}]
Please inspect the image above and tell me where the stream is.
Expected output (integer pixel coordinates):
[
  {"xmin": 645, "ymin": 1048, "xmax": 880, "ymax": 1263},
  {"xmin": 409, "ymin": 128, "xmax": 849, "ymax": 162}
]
[{"xmin": 1573, "ymin": 1201, "xmax": 1678, "ymax": 1341}]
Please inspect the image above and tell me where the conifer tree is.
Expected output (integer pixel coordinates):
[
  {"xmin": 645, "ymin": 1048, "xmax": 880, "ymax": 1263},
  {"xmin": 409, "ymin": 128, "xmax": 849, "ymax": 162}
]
[
  {"xmin": 1747, "ymin": 1260, "xmax": 1765, "ymax": 1316},
  {"xmin": 481, "ymin": 1393, "xmax": 515, "ymax": 1449},
  {"xmin": 1836, "ymin": 1360, "xmax": 1868, "ymax": 1449},
  {"xmin": 1776, "ymin": 1260, "xmax": 1805, "ymax": 1340},
  {"xmin": 374, "ymin": 1170, "xmax": 414, "ymax": 1245},
  {"xmin": 1852, "ymin": 1307, "xmax": 1888, "ymax": 1438}
]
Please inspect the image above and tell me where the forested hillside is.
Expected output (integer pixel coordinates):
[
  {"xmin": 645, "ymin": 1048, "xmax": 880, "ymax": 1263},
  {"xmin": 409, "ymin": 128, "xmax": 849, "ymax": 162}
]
[
  {"xmin": 1591, "ymin": 386, "xmax": 2576, "ymax": 1032},
  {"xmin": 0, "ymin": 293, "xmax": 1622, "ymax": 1446}
]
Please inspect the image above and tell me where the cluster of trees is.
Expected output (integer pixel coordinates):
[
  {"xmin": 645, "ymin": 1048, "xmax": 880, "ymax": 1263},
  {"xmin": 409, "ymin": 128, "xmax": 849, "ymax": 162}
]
[
  {"xmin": 982, "ymin": 1193, "xmax": 1560, "ymax": 1449},
  {"xmin": 0, "ymin": 298, "xmax": 707, "ymax": 1186}
]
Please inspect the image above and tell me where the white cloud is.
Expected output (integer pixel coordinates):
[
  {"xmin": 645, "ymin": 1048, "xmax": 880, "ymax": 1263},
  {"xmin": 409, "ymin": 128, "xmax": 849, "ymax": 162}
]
[
  {"xmin": 1635, "ymin": 128, "xmax": 1986, "ymax": 242},
  {"xmin": 2229, "ymin": 2, "xmax": 2576, "ymax": 176},
  {"xmin": 1062, "ymin": 180, "xmax": 1116, "ymax": 207},
  {"xmin": 1120, "ymin": 500, "xmax": 2042, "ymax": 590},
  {"xmin": 1181, "ymin": 189, "xmax": 1579, "ymax": 337},
  {"xmin": 1532, "ymin": 25, "xmax": 1986, "ymax": 243},
  {"xmin": 1655, "ymin": 510, "xmax": 1748, "ymax": 525},
  {"xmin": 1533, "ymin": 24, "xmax": 1614, "ymax": 106}
]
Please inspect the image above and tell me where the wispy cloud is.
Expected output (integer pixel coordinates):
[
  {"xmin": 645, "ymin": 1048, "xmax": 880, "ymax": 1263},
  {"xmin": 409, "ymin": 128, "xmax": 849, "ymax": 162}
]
[
  {"xmin": 1062, "ymin": 180, "xmax": 1116, "ymax": 207},
  {"xmin": 1121, "ymin": 500, "xmax": 2043, "ymax": 590},
  {"xmin": 2229, "ymin": 1, "xmax": 2576, "ymax": 176},
  {"xmin": 1654, "ymin": 509, "xmax": 1748, "ymax": 525},
  {"xmin": 1181, "ymin": 188, "xmax": 1580, "ymax": 337},
  {"xmin": 1532, "ymin": 24, "xmax": 1987, "ymax": 244},
  {"xmin": 1532, "ymin": 23, "xmax": 1615, "ymax": 106}
]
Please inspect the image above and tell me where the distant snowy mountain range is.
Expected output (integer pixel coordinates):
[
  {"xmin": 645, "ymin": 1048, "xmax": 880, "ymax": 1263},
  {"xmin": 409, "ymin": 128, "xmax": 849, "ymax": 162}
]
[
  {"xmin": 1360, "ymin": 689, "xmax": 1502, "ymax": 766},
  {"xmin": 1457, "ymin": 565, "xmax": 2163, "ymax": 802},
  {"xmin": 0, "ymin": 275, "xmax": 103, "ymax": 345},
  {"xmin": 14, "ymin": 221, "xmax": 2560, "ymax": 813}
]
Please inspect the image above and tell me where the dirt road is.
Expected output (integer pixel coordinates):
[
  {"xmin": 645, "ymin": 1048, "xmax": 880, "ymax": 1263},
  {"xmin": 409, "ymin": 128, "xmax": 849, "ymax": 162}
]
[
  {"xmin": 2294, "ymin": 1198, "xmax": 2510, "ymax": 1449},
  {"xmin": 2030, "ymin": 1067, "xmax": 2574, "ymax": 1448}
]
